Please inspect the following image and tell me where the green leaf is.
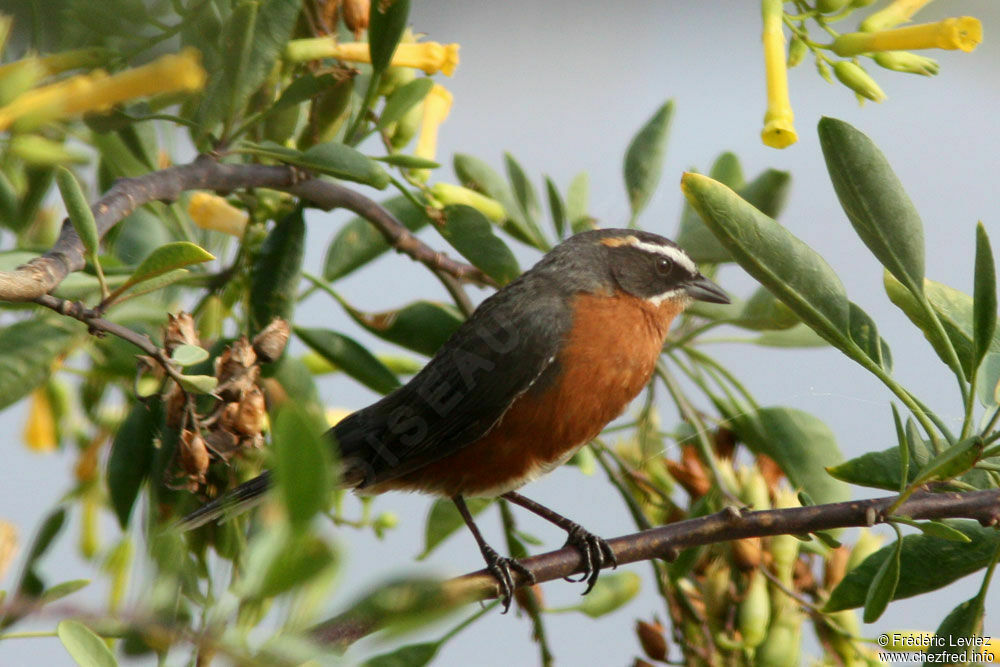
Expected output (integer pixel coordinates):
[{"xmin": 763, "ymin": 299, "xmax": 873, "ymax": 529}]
[
  {"xmin": 566, "ymin": 171, "xmax": 591, "ymax": 233},
  {"xmin": 372, "ymin": 154, "xmax": 439, "ymax": 169},
  {"xmin": 418, "ymin": 498, "xmax": 492, "ymax": 559},
  {"xmin": 197, "ymin": 0, "xmax": 300, "ymax": 133},
  {"xmin": 41, "ymin": 579, "xmax": 90, "ymax": 604},
  {"xmin": 574, "ymin": 571, "xmax": 641, "ymax": 618},
  {"xmin": 828, "ymin": 425, "xmax": 932, "ymax": 491},
  {"xmin": 110, "ymin": 268, "xmax": 189, "ymax": 303},
  {"xmin": 177, "ymin": 375, "xmax": 218, "ymax": 395},
  {"xmin": 453, "ymin": 153, "xmax": 540, "ymax": 247},
  {"xmin": 171, "ymin": 344, "xmax": 210, "ymax": 367},
  {"xmin": 243, "ymin": 141, "xmax": 390, "ymax": 189},
  {"xmin": 57, "ymin": 620, "xmax": 118, "ymax": 667},
  {"xmin": 338, "ymin": 576, "xmax": 462, "ymax": 637},
  {"xmin": 973, "ymin": 222, "xmax": 997, "ymax": 373},
  {"xmin": 239, "ymin": 524, "xmax": 336, "ymax": 599},
  {"xmin": 377, "ymin": 77, "xmax": 434, "ymax": 130},
  {"xmin": 109, "ymin": 242, "xmax": 213, "ymax": 303},
  {"xmin": 249, "ymin": 206, "xmax": 305, "ymax": 334},
  {"xmin": 107, "ymin": 399, "xmax": 162, "ymax": 528},
  {"xmin": 503, "ymin": 152, "xmax": 544, "ymax": 243},
  {"xmin": 439, "ymin": 204, "xmax": 520, "ymax": 285},
  {"xmin": 929, "ymin": 597, "xmax": 983, "ymax": 662},
  {"xmin": 848, "ymin": 301, "xmax": 891, "ymax": 372},
  {"xmin": 906, "ymin": 520, "xmax": 972, "ymax": 543},
  {"xmin": 676, "ymin": 152, "xmax": 745, "ymax": 263},
  {"xmin": 736, "ymin": 287, "xmax": 799, "ymax": 331},
  {"xmin": 681, "ymin": 173, "xmax": 852, "ymax": 354},
  {"xmin": 56, "ymin": 167, "xmax": 98, "ymax": 258},
  {"xmin": 0, "ymin": 317, "xmax": 81, "ymax": 410},
  {"xmin": 818, "ymin": 117, "xmax": 925, "ymax": 296},
  {"xmin": 884, "ymin": 271, "xmax": 993, "ymax": 376},
  {"xmin": 544, "ymin": 176, "xmax": 566, "ymax": 238},
  {"xmin": 323, "ymin": 195, "xmax": 429, "ymax": 281},
  {"xmin": 976, "ymin": 351, "xmax": 1000, "ymax": 406},
  {"xmin": 727, "ymin": 407, "xmax": 849, "ymax": 505},
  {"xmin": 335, "ymin": 296, "xmax": 463, "ymax": 357},
  {"xmin": 739, "ymin": 169, "xmax": 791, "ymax": 219},
  {"xmin": 623, "ymin": 100, "xmax": 674, "ymax": 221},
  {"xmin": 270, "ymin": 72, "xmax": 341, "ymax": 115},
  {"xmin": 750, "ymin": 324, "xmax": 829, "ymax": 348},
  {"xmin": 273, "ymin": 401, "xmax": 332, "ymax": 529},
  {"xmin": 361, "ymin": 642, "xmax": 440, "ymax": 667},
  {"xmin": 295, "ymin": 326, "xmax": 401, "ymax": 394},
  {"xmin": 862, "ymin": 536, "xmax": 900, "ymax": 623},
  {"xmin": 368, "ymin": 0, "xmax": 411, "ymax": 74},
  {"xmin": 825, "ymin": 520, "xmax": 1000, "ymax": 611},
  {"xmin": 911, "ymin": 436, "xmax": 983, "ymax": 485}
]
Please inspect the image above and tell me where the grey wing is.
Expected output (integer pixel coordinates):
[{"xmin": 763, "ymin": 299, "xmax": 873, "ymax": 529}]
[{"xmin": 330, "ymin": 284, "xmax": 569, "ymax": 487}]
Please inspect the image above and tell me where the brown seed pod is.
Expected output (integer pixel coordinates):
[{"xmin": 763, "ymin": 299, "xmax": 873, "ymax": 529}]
[
  {"xmin": 341, "ymin": 0, "xmax": 369, "ymax": 37},
  {"xmin": 252, "ymin": 318, "xmax": 290, "ymax": 363},
  {"xmin": 233, "ymin": 385, "xmax": 266, "ymax": 436},
  {"xmin": 635, "ymin": 619, "xmax": 668, "ymax": 662},
  {"xmin": 179, "ymin": 429, "xmax": 210, "ymax": 482},
  {"xmin": 164, "ymin": 312, "xmax": 199, "ymax": 354}
]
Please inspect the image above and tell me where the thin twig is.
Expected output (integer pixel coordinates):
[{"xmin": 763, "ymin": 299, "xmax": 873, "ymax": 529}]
[{"xmin": 309, "ymin": 489, "xmax": 1000, "ymax": 647}]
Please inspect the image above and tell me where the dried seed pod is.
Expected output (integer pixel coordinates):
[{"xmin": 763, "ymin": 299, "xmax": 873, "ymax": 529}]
[
  {"xmin": 341, "ymin": 0, "xmax": 369, "ymax": 37},
  {"xmin": 731, "ymin": 537, "xmax": 763, "ymax": 571},
  {"xmin": 635, "ymin": 619, "xmax": 668, "ymax": 662},
  {"xmin": 165, "ymin": 381, "xmax": 186, "ymax": 428},
  {"xmin": 252, "ymin": 318, "xmax": 290, "ymax": 363},
  {"xmin": 164, "ymin": 312, "xmax": 199, "ymax": 354},
  {"xmin": 179, "ymin": 429, "xmax": 210, "ymax": 482},
  {"xmin": 203, "ymin": 426, "xmax": 241, "ymax": 461},
  {"xmin": 215, "ymin": 337, "xmax": 259, "ymax": 400},
  {"xmin": 233, "ymin": 385, "xmax": 266, "ymax": 436}
]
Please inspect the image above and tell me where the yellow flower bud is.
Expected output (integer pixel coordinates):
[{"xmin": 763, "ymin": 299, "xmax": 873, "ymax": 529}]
[
  {"xmin": 760, "ymin": 0, "xmax": 798, "ymax": 149},
  {"xmin": 833, "ymin": 17, "xmax": 983, "ymax": 56},
  {"xmin": 816, "ymin": 0, "xmax": 851, "ymax": 13},
  {"xmin": 412, "ymin": 84, "xmax": 453, "ymax": 183},
  {"xmin": 286, "ymin": 39, "xmax": 460, "ymax": 77},
  {"xmin": 873, "ymin": 51, "xmax": 939, "ymax": 75},
  {"xmin": 188, "ymin": 192, "xmax": 249, "ymax": 237},
  {"xmin": 786, "ymin": 35, "xmax": 807, "ymax": 68},
  {"xmin": 23, "ymin": 386, "xmax": 57, "ymax": 452},
  {"xmin": 0, "ymin": 520, "xmax": 18, "ymax": 582},
  {"xmin": 833, "ymin": 61, "xmax": 887, "ymax": 102},
  {"xmin": 430, "ymin": 183, "xmax": 506, "ymax": 222},
  {"xmin": 860, "ymin": 0, "xmax": 934, "ymax": 32}
]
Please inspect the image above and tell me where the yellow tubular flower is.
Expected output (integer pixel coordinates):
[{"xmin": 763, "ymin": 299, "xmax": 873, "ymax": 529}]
[
  {"xmin": 188, "ymin": 192, "xmax": 249, "ymax": 237},
  {"xmin": 0, "ymin": 520, "xmax": 17, "ymax": 582},
  {"xmin": 23, "ymin": 387, "xmax": 57, "ymax": 452},
  {"xmin": 412, "ymin": 84, "xmax": 453, "ymax": 183},
  {"xmin": 760, "ymin": 0, "xmax": 798, "ymax": 148},
  {"xmin": 0, "ymin": 48, "xmax": 205, "ymax": 132},
  {"xmin": 833, "ymin": 17, "xmax": 982, "ymax": 56},
  {"xmin": 430, "ymin": 183, "xmax": 506, "ymax": 222},
  {"xmin": 286, "ymin": 39, "xmax": 460, "ymax": 76},
  {"xmin": 860, "ymin": 0, "xmax": 934, "ymax": 32}
]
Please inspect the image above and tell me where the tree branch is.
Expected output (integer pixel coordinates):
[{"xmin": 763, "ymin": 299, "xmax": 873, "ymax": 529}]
[
  {"xmin": 309, "ymin": 489, "xmax": 1000, "ymax": 647},
  {"xmin": 0, "ymin": 156, "xmax": 490, "ymax": 302}
]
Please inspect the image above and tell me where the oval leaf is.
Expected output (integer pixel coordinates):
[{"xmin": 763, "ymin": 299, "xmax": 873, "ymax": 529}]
[
  {"xmin": 177, "ymin": 374, "xmax": 218, "ymax": 395},
  {"xmin": 418, "ymin": 498, "xmax": 491, "ymax": 560},
  {"xmin": 623, "ymin": 101, "xmax": 674, "ymax": 221},
  {"xmin": 675, "ymin": 153, "xmax": 746, "ymax": 263},
  {"xmin": 825, "ymin": 520, "xmax": 1000, "ymax": 611},
  {"xmin": 0, "ymin": 317, "xmax": 80, "ymax": 410},
  {"xmin": 911, "ymin": 436, "xmax": 983, "ymax": 485},
  {"xmin": 503, "ymin": 152, "xmax": 545, "ymax": 243},
  {"xmin": 240, "ymin": 526, "xmax": 335, "ymax": 599},
  {"xmin": 250, "ymin": 206, "xmax": 305, "ymax": 334},
  {"xmin": 323, "ymin": 196, "xmax": 429, "ymax": 281},
  {"xmin": 453, "ymin": 153, "xmax": 539, "ymax": 247},
  {"xmin": 56, "ymin": 167, "xmax": 98, "ymax": 257},
  {"xmin": 544, "ymin": 175, "xmax": 566, "ymax": 238},
  {"xmin": 57, "ymin": 620, "xmax": 118, "ymax": 667},
  {"xmin": 171, "ymin": 344, "xmax": 210, "ymax": 367},
  {"xmin": 862, "ymin": 536, "xmax": 901, "ymax": 623},
  {"xmin": 110, "ymin": 241, "xmax": 213, "ymax": 302},
  {"xmin": 361, "ymin": 642, "xmax": 440, "ymax": 667},
  {"xmin": 337, "ymin": 297, "xmax": 463, "ymax": 357},
  {"xmin": 377, "ymin": 77, "xmax": 434, "ymax": 131},
  {"xmin": 575, "ymin": 571, "xmax": 641, "ymax": 618},
  {"xmin": 818, "ymin": 117, "xmax": 925, "ymax": 296},
  {"xmin": 107, "ymin": 399, "xmax": 163, "ymax": 528},
  {"xmin": 929, "ymin": 597, "xmax": 983, "ymax": 662},
  {"xmin": 973, "ymin": 222, "xmax": 997, "ymax": 372},
  {"xmin": 295, "ymin": 326, "xmax": 401, "ymax": 394},
  {"xmin": 566, "ymin": 171, "xmax": 591, "ymax": 233},
  {"xmin": 681, "ymin": 172, "xmax": 852, "ymax": 353},
  {"xmin": 273, "ymin": 401, "xmax": 332, "ymax": 530},
  {"xmin": 368, "ymin": 0, "xmax": 411, "ymax": 74},
  {"xmin": 439, "ymin": 204, "xmax": 520, "ymax": 285}
]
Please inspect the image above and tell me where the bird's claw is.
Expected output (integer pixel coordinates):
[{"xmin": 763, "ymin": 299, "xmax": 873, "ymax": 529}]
[
  {"xmin": 562, "ymin": 524, "xmax": 617, "ymax": 595},
  {"xmin": 481, "ymin": 544, "xmax": 534, "ymax": 613}
]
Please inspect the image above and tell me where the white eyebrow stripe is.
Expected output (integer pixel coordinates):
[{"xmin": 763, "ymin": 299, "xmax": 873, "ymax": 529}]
[
  {"xmin": 627, "ymin": 239, "xmax": 697, "ymax": 275},
  {"xmin": 647, "ymin": 288, "xmax": 688, "ymax": 306}
]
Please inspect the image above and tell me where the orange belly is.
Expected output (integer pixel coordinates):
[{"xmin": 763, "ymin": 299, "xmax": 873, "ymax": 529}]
[{"xmin": 376, "ymin": 291, "xmax": 685, "ymax": 497}]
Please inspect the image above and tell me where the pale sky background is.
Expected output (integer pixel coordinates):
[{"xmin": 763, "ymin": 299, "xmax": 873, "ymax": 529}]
[{"xmin": 2, "ymin": 1, "xmax": 1000, "ymax": 665}]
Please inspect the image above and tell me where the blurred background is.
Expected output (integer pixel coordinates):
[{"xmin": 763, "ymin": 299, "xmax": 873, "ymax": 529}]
[{"xmin": 2, "ymin": 1, "xmax": 999, "ymax": 664}]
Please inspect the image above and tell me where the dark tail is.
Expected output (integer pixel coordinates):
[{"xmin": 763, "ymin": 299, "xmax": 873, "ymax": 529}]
[{"xmin": 177, "ymin": 471, "xmax": 273, "ymax": 530}]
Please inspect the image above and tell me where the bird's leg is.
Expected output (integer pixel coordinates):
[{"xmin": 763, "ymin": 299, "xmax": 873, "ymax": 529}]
[
  {"xmin": 452, "ymin": 495, "xmax": 534, "ymax": 612},
  {"xmin": 501, "ymin": 490, "xmax": 617, "ymax": 594}
]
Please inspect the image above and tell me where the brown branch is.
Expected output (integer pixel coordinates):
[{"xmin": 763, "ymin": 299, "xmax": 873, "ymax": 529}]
[
  {"xmin": 0, "ymin": 156, "xmax": 490, "ymax": 302},
  {"xmin": 310, "ymin": 489, "xmax": 1000, "ymax": 647}
]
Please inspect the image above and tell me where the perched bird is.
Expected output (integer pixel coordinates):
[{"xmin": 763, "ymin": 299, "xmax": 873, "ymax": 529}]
[{"xmin": 181, "ymin": 228, "xmax": 729, "ymax": 608}]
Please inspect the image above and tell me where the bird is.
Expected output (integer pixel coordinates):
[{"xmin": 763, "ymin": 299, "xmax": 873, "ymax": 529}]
[{"xmin": 180, "ymin": 228, "xmax": 729, "ymax": 609}]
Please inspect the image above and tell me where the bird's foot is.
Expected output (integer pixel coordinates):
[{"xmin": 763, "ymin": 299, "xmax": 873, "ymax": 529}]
[
  {"xmin": 562, "ymin": 523, "xmax": 617, "ymax": 594},
  {"xmin": 480, "ymin": 544, "xmax": 534, "ymax": 613}
]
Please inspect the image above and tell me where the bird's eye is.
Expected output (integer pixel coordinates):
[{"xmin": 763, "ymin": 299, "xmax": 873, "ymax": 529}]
[{"xmin": 655, "ymin": 257, "xmax": 673, "ymax": 276}]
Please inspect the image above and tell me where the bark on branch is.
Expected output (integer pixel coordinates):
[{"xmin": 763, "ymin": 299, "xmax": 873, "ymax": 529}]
[
  {"xmin": 310, "ymin": 488, "xmax": 1000, "ymax": 647},
  {"xmin": 0, "ymin": 156, "xmax": 490, "ymax": 302}
]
